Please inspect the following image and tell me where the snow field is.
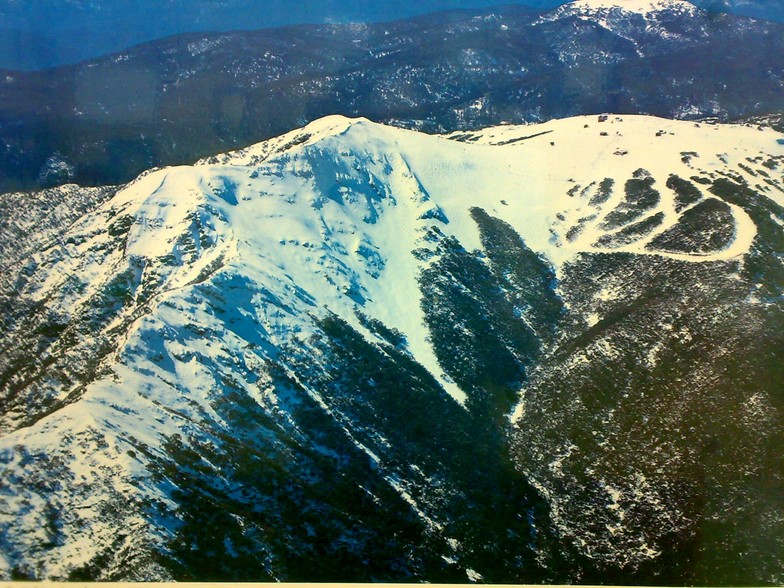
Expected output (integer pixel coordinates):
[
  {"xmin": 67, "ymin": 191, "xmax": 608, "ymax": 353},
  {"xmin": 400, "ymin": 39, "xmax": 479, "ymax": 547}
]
[{"xmin": 1, "ymin": 112, "xmax": 782, "ymax": 578}]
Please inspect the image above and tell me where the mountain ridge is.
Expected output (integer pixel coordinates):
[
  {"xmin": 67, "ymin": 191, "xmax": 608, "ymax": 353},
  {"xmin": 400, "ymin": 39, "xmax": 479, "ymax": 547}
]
[
  {"xmin": 2, "ymin": 0, "xmax": 783, "ymax": 72},
  {"xmin": 558, "ymin": 0, "xmax": 699, "ymax": 15},
  {"xmin": 1, "ymin": 113, "xmax": 783, "ymax": 582},
  {"xmin": 1, "ymin": 1, "xmax": 783, "ymax": 194}
]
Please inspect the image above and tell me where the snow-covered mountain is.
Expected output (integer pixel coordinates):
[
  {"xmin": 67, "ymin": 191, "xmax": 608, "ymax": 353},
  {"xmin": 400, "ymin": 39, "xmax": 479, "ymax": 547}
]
[
  {"xmin": 539, "ymin": 0, "xmax": 715, "ymax": 60},
  {"xmin": 560, "ymin": 0, "xmax": 698, "ymax": 16},
  {"xmin": 1, "ymin": 114, "xmax": 783, "ymax": 583}
]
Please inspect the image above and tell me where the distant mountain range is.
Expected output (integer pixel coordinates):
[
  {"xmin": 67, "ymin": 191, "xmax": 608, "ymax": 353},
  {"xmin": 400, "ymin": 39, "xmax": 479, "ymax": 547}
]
[
  {"xmin": 1, "ymin": 0, "xmax": 783, "ymax": 194},
  {"xmin": 1, "ymin": 0, "xmax": 783, "ymax": 71}
]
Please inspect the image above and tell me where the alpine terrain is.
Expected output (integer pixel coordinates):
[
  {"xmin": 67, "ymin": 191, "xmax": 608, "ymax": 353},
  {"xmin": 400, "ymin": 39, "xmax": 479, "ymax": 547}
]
[
  {"xmin": 1, "ymin": 111, "xmax": 783, "ymax": 584},
  {"xmin": 3, "ymin": 0, "xmax": 783, "ymax": 71},
  {"xmin": 2, "ymin": 0, "xmax": 784, "ymax": 193}
]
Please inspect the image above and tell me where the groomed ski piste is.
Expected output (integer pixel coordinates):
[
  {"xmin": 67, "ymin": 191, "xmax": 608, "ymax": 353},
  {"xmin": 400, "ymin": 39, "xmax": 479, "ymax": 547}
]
[{"xmin": 1, "ymin": 112, "xmax": 783, "ymax": 578}]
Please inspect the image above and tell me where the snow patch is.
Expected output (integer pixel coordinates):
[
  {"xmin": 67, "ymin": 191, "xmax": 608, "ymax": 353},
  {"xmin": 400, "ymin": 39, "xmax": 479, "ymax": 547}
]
[{"xmin": 563, "ymin": 0, "xmax": 697, "ymax": 17}]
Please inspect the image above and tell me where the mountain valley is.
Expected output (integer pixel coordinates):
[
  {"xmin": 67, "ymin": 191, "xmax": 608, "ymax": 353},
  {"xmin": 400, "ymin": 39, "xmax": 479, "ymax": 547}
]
[{"xmin": 2, "ymin": 0, "xmax": 784, "ymax": 583}]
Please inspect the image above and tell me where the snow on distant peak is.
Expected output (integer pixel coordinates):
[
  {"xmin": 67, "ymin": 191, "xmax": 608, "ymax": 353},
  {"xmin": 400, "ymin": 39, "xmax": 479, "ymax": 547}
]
[
  {"xmin": 541, "ymin": 0, "xmax": 701, "ymax": 33},
  {"xmin": 562, "ymin": 0, "xmax": 698, "ymax": 16}
]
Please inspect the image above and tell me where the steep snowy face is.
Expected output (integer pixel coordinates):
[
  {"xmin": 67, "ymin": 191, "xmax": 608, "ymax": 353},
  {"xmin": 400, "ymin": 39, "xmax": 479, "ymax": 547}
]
[{"xmin": 1, "ymin": 115, "xmax": 783, "ymax": 583}]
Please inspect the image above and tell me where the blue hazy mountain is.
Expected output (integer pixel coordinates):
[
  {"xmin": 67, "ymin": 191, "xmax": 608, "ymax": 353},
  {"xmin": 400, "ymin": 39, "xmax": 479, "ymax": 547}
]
[
  {"xmin": 1, "ymin": 0, "xmax": 783, "ymax": 194},
  {"xmin": 1, "ymin": 0, "xmax": 783, "ymax": 70}
]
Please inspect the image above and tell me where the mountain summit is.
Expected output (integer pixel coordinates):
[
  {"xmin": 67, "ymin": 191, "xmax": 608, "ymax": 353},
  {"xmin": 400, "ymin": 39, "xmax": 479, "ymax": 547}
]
[
  {"xmin": 544, "ymin": 0, "xmax": 701, "ymax": 28},
  {"xmin": 1, "ymin": 114, "xmax": 783, "ymax": 583},
  {"xmin": 563, "ymin": 0, "xmax": 699, "ymax": 15}
]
